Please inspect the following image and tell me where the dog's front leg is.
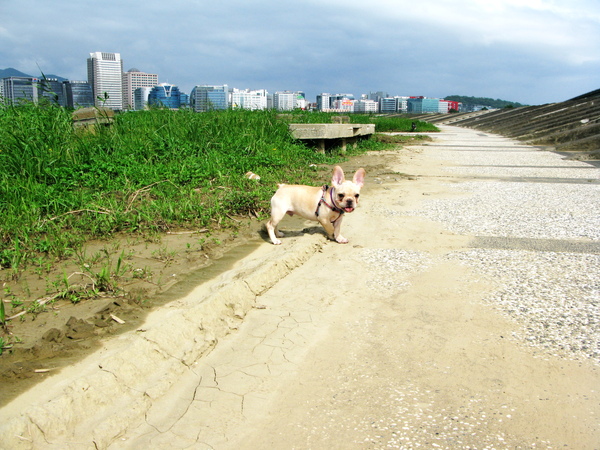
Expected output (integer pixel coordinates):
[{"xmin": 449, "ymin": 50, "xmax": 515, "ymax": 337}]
[
  {"xmin": 332, "ymin": 215, "xmax": 348, "ymax": 243},
  {"xmin": 318, "ymin": 217, "xmax": 336, "ymax": 242}
]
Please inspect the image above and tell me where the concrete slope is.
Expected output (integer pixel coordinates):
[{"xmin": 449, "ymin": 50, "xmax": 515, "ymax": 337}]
[{"xmin": 430, "ymin": 89, "xmax": 600, "ymax": 156}]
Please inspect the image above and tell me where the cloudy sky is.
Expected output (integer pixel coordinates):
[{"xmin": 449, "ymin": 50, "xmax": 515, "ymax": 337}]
[{"xmin": 1, "ymin": 0, "xmax": 599, "ymax": 105}]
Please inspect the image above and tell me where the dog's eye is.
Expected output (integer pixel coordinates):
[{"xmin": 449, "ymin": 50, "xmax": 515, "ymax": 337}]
[
  {"xmin": 338, "ymin": 194, "xmax": 344, "ymax": 200},
  {"xmin": 355, "ymin": 194, "xmax": 360, "ymax": 199}
]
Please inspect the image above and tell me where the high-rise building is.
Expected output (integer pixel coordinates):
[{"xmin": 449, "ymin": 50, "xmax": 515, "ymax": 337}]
[
  {"xmin": 354, "ymin": 99, "xmax": 379, "ymax": 113},
  {"xmin": 122, "ymin": 68, "xmax": 158, "ymax": 110},
  {"xmin": 180, "ymin": 92, "xmax": 189, "ymax": 108},
  {"xmin": 38, "ymin": 78, "xmax": 66, "ymax": 107},
  {"xmin": 63, "ymin": 80, "xmax": 94, "ymax": 108},
  {"xmin": 368, "ymin": 91, "xmax": 388, "ymax": 103},
  {"xmin": 395, "ymin": 96, "xmax": 409, "ymax": 113},
  {"xmin": 134, "ymin": 87, "xmax": 153, "ymax": 110},
  {"xmin": 317, "ymin": 93, "xmax": 331, "ymax": 111},
  {"xmin": 190, "ymin": 85, "xmax": 229, "ymax": 112},
  {"xmin": 407, "ymin": 97, "xmax": 440, "ymax": 113},
  {"xmin": 331, "ymin": 97, "xmax": 354, "ymax": 112},
  {"xmin": 272, "ymin": 91, "xmax": 306, "ymax": 111},
  {"xmin": 231, "ymin": 88, "xmax": 268, "ymax": 110},
  {"xmin": 2, "ymin": 77, "xmax": 38, "ymax": 104},
  {"xmin": 148, "ymin": 83, "xmax": 181, "ymax": 109},
  {"xmin": 379, "ymin": 97, "xmax": 397, "ymax": 113},
  {"xmin": 87, "ymin": 52, "xmax": 124, "ymax": 110}
]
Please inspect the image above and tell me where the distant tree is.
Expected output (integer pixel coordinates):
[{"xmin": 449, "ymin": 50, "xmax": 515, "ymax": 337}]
[{"xmin": 444, "ymin": 95, "xmax": 526, "ymax": 109}]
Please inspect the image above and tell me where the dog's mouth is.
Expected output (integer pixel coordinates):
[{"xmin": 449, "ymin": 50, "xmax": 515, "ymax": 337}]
[{"xmin": 344, "ymin": 206, "xmax": 355, "ymax": 213}]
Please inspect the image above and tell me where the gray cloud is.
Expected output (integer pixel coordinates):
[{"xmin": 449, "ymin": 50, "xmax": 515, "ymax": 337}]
[{"xmin": 1, "ymin": 0, "xmax": 598, "ymax": 104}]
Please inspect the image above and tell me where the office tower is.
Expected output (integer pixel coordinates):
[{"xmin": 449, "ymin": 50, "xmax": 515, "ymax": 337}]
[
  {"xmin": 272, "ymin": 91, "xmax": 306, "ymax": 111},
  {"xmin": 87, "ymin": 52, "xmax": 124, "ymax": 110},
  {"xmin": 63, "ymin": 80, "xmax": 94, "ymax": 108},
  {"xmin": 368, "ymin": 91, "xmax": 388, "ymax": 102},
  {"xmin": 2, "ymin": 77, "xmax": 38, "ymax": 104},
  {"xmin": 354, "ymin": 99, "xmax": 379, "ymax": 113},
  {"xmin": 148, "ymin": 83, "xmax": 181, "ymax": 109},
  {"xmin": 179, "ymin": 92, "xmax": 189, "ymax": 108},
  {"xmin": 230, "ymin": 88, "xmax": 268, "ymax": 110},
  {"xmin": 190, "ymin": 85, "xmax": 229, "ymax": 112},
  {"xmin": 134, "ymin": 87, "xmax": 153, "ymax": 110},
  {"xmin": 316, "ymin": 93, "xmax": 331, "ymax": 111},
  {"xmin": 122, "ymin": 68, "xmax": 158, "ymax": 110},
  {"xmin": 38, "ymin": 78, "xmax": 66, "ymax": 107},
  {"xmin": 407, "ymin": 97, "xmax": 440, "ymax": 113},
  {"xmin": 379, "ymin": 97, "xmax": 398, "ymax": 113}
]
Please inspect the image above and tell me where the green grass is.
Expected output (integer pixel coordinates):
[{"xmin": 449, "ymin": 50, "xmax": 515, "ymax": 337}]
[{"xmin": 0, "ymin": 104, "xmax": 434, "ymax": 275}]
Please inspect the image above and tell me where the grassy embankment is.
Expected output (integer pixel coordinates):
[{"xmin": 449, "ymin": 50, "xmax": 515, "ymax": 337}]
[{"xmin": 0, "ymin": 104, "xmax": 435, "ymax": 325}]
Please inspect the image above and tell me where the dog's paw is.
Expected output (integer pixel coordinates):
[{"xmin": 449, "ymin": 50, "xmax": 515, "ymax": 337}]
[
  {"xmin": 276, "ymin": 230, "xmax": 284, "ymax": 238},
  {"xmin": 335, "ymin": 236, "xmax": 349, "ymax": 244},
  {"xmin": 271, "ymin": 238, "xmax": 282, "ymax": 245}
]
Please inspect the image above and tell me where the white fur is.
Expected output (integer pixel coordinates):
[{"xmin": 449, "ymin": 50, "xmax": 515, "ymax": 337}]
[{"xmin": 266, "ymin": 166, "xmax": 365, "ymax": 245}]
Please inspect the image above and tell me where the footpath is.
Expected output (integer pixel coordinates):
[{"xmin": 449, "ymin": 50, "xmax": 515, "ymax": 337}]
[{"xmin": 0, "ymin": 126, "xmax": 599, "ymax": 449}]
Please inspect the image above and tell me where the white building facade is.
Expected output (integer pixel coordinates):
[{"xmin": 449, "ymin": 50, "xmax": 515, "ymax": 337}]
[
  {"xmin": 87, "ymin": 52, "xmax": 124, "ymax": 110},
  {"xmin": 230, "ymin": 88, "xmax": 268, "ymax": 110},
  {"xmin": 272, "ymin": 91, "xmax": 306, "ymax": 111},
  {"xmin": 354, "ymin": 99, "xmax": 379, "ymax": 113}
]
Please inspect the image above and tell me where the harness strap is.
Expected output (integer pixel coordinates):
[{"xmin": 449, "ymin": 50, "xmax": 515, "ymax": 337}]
[{"xmin": 315, "ymin": 185, "xmax": 345, "ymax": 222}]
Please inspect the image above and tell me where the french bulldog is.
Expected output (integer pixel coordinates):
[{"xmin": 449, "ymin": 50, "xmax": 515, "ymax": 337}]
[{"xmin": 266, "ymin": 165, "xmax": 366, "ymax": 245}]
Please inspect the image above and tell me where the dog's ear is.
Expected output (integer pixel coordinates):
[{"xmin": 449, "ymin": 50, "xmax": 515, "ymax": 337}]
[
  {"xmin": 331, "ymin": 165, "xmax": 345, "ymax": 186},
  {"xmin": 353, "ymin": 168, "xmax": 366, "ymax": 188}
]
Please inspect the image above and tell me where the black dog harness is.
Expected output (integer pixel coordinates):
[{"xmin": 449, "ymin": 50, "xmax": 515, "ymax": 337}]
[{"xmin": 315, "ymin": 185, "xmax": 345, "ymax": 223}]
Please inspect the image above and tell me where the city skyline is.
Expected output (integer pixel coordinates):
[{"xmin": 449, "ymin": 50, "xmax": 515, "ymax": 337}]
[
  {"xmin": 1, "ymin": 65, "xmax": 465, "ymax": 114},
  {"xmin": 1, "ymin": 1, "xmax": 598, "ymax": 107}
]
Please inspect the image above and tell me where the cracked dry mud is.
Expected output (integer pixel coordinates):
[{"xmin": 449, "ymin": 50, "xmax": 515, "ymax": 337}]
[{"xmin": 1, "ymin": 126, "xmax": 599, "ymax": 449}]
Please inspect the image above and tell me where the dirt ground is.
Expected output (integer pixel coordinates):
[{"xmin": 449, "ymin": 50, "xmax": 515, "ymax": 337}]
[{"xmin": 0, "ymin": 151, "xmax": 398, "ymax": 407}]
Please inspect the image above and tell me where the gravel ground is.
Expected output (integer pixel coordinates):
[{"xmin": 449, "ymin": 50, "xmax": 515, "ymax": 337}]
[
  {"xmin": 362, "ymin": 246, "xmax": 600, "ymax": 365},
  {"xmin": 452, "ymin": 249, "xmax": 600, "ymax": 364},
  {"xmin": 371, "ymin": 132, "xmax": 600, "ymax": 367},
  {"xmin": 406, "ymin": 180, "xmax": 600, "ymax": 241}
]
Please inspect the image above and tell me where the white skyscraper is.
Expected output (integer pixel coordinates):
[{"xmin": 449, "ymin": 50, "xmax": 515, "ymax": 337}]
[{"xmin": 87, "ymin": 52, "xmax": 124, "ymax": 110}]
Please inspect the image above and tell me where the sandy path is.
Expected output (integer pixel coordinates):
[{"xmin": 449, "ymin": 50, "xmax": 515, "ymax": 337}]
[
  {"xmin": 2, "ymin": 126, "xmax": 598, "ymax": 449},
  {"xmin": 115, "ymin": 127, "xmax": 600, "ymax": 449}
]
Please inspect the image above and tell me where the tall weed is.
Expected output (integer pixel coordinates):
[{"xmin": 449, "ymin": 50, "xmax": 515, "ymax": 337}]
[{"xmin": 0, "ymin": 105, "xmax": 429, "ymax": 268}]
